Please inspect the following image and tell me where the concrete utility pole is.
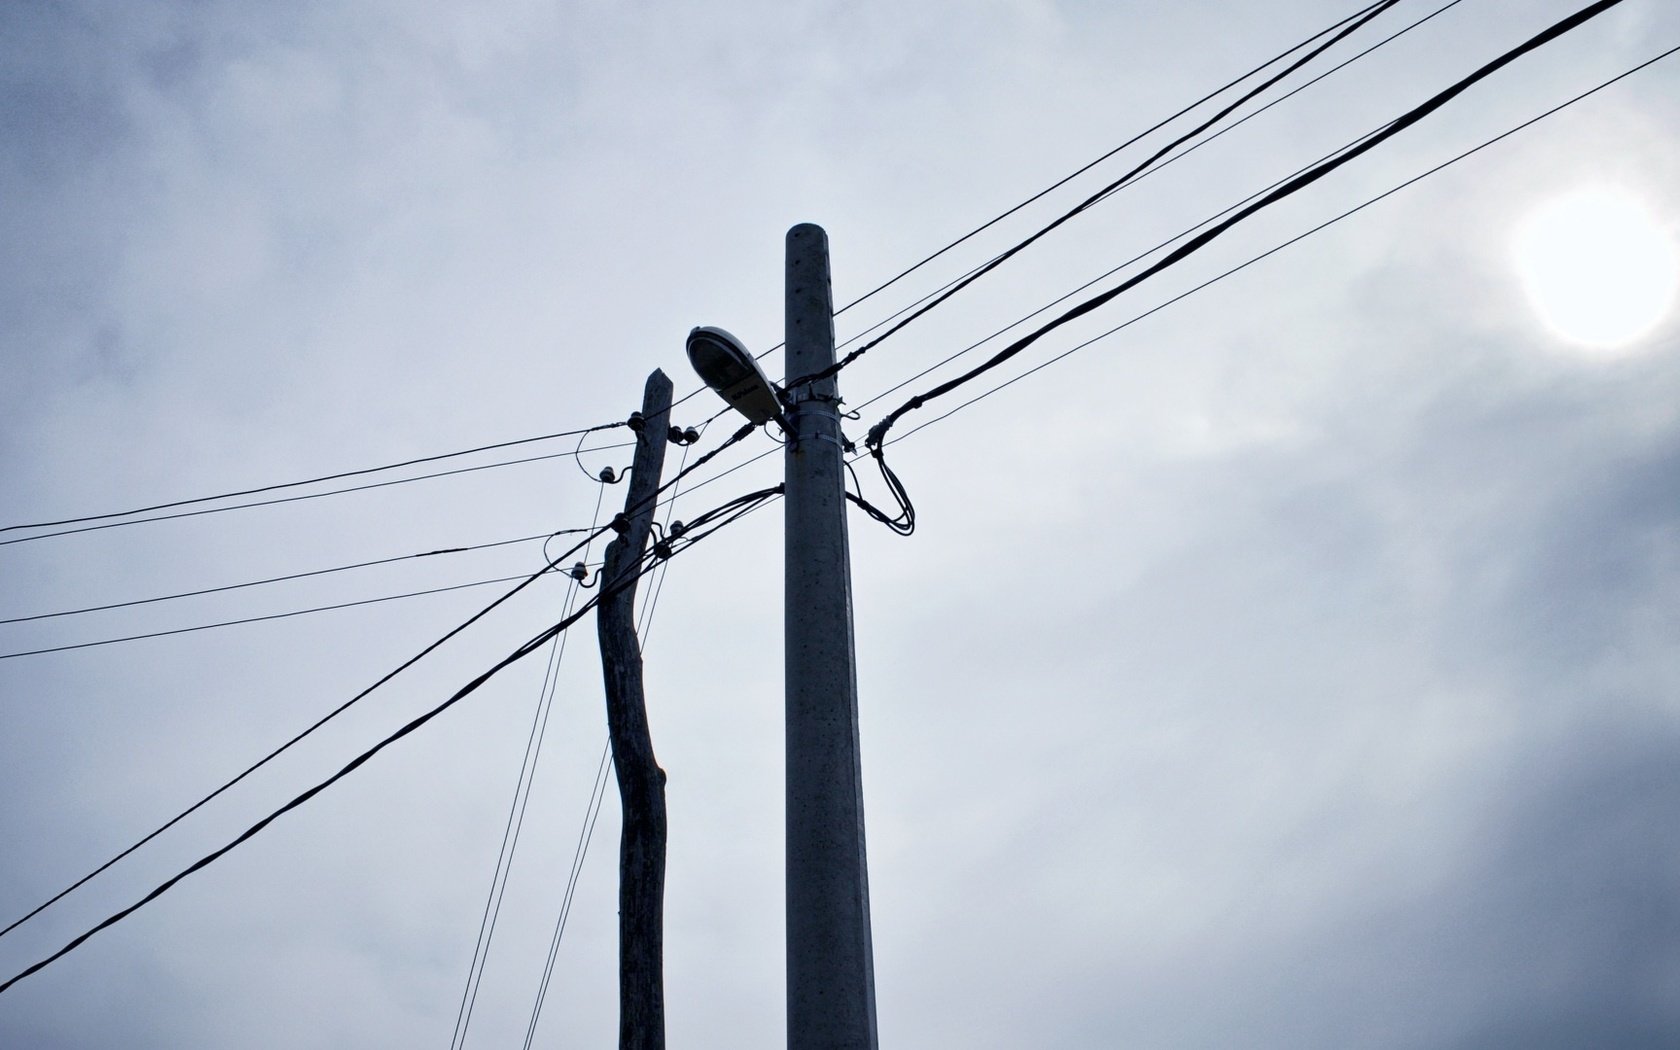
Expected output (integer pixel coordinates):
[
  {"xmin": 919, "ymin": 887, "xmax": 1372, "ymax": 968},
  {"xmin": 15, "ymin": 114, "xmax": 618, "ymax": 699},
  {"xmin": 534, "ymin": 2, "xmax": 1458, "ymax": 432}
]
[
  {"xmin": 597, "ymin": 369, "xmax": 674, "ymax": 1050},
  {"xmin": 783, "ymin": 223, "xmax": 880, "ymax": 1049}
]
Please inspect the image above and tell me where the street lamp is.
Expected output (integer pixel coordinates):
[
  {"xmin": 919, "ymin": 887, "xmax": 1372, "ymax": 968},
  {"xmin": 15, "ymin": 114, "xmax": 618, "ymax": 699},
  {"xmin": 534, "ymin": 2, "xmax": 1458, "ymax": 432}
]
[{"xmin": 685, "ymin": 325, "xmax": 783, "ymax": 425}]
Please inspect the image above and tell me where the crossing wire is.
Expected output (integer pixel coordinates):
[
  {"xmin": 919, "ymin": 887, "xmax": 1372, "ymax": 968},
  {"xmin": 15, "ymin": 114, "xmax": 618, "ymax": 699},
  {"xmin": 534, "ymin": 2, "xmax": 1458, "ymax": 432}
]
[
  {"xmin": 863, "ymin": 0, "xmax": 1632, "ymax": 452},
  {"xmin": 0, "ymin": 418, "xmax": 761, "ymax": 945},
  {"xmin": 518, "ymin": 431, "xmax": 702, "ymax": 1045},
  {"xmin": 787, "ymin": 0, "xmax": 1405, "ymax": 393},
  {"xmin": 0, "ymin": 481, "xmax": 784, "ymax": 995},
  {"xmin": 879, "ymin": 37, "xmax": 1680, "ymax": 452},
  {"xmin": 828, "ymin": 0, "xmax": 1470, "ymax": 381}
]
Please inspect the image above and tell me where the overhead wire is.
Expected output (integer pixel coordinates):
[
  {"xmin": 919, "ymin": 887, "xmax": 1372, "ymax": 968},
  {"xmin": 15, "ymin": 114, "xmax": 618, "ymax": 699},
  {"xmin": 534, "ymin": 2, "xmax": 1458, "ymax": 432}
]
[
  {"xmin": 0, "ymin": 572, "xmax": 560, "ymax": 661},
  {"xmin": 0, "ymin": 480, "xmax": 786, "ymax": 996},
  {"xmin": 786, "ymin": 0, "xmax": 1407, "ymax": 393},
  {"xmin": 0, "ymin": 414, "xmax": 768, "ymax": 947},
  {"xmin": 880, "ymin": 35, "xmax": 1680, "ymax": 452},
  {"xmin": 663, "ymin": 0, "xmax": 1408, "ymax": 409},
  {"xmin": 863, "ymin": 0, "xmax": 1632, "ymax": 454},
  {"xmin": 825, "ymin": 0, "xmax": 1406, "ymax": 327},
  {"xmin": 830, "ymin": 0, "xmax": 1470, "ymax": 394},
  {"xmin": 0, "ymin": 529, "xmax": 585, "ymax": 626},
  {"xmin": 0, "ymin": 422, "xmax": 626, "ymax": 538},
  {"xmin": 0, "ymin": 441, "xmax": 635, "ymax": 549}
]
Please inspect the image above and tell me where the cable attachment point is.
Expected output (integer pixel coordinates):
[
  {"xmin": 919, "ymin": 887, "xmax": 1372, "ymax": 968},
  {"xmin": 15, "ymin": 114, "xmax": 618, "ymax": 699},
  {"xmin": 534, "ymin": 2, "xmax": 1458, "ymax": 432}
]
[
  {"xmin": 668, "ymin": 520, "xmax": 686, "ymax": 539},
  {"xmin": 599, "ymin": 466, "xmax": 621, "ymax": 484},
  {"xmin": 667, "ymin": 425, "xmax": 701, "ymax": 446},
  {"xmin": 652, "ymin": 540, "xmax": 674, "ymax": 560},
  {"xmin": 627, "ymin": 411, "xmax": 647, "ymax": 434},
  {"xmin": 568, "ymin": 562, "xmax": 589, "ymax": 582},
  {"xmin": 609, "ymin": 512, "xmax": 630, "ymax": 536}
]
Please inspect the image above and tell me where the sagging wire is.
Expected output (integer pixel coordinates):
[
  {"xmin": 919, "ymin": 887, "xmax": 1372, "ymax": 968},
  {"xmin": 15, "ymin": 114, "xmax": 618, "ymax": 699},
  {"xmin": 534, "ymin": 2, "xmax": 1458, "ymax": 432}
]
[{"xmin": 844, "ymin": 458, "xmax": 915, "ymax": 537}]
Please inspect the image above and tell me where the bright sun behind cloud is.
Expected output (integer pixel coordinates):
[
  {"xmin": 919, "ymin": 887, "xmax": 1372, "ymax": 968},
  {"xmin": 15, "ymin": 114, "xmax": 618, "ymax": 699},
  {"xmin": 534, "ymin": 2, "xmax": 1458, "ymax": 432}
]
[{"xmin": 1512, "ymin": 185, "xmax": 1679, "ymax": 352}]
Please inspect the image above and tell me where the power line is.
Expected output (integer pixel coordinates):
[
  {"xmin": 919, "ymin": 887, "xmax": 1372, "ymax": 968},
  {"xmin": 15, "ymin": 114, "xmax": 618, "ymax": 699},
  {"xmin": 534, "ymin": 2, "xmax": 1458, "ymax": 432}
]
[
  {"xmin": 823, "ymin": 0, "xmax": 1406, "ymax": 326},
  {"xmin": 0, "ymin": 411, "xmax": 767, "ymax": 951},
  {"xmin": 0, "ymin": 529, "xmax": 584, "ymax": 626},
  {"xmin": 863, "ymin": 0, "xmax": 1631, "ymax": 453},
  {"xmin": 666, "ymin": 0, "xmax": 1406, "ymax": 408},
  {"xmin": 0, "ymin": 441, "xmax": 635, "ymax": 549},
  {"xmin": 883, "ymin": 36, "xmax": 1680, "ymax": 451},
  {"xmin": 0, "ymin": 572, "xmax": 563, "ymax": 661},
  {"xmin": 830, "ymin": 0, "xmax": 1470, "ymax": 389},
  {"xmin": 788, "ymin": 0, "xmax": 1405, "ymax": 392},
  {"xmin": 0, "ymin": 481, "xmax": 784, "ymax": 995},
  {"xmin": 0, "ymin": 422, "xmax": 627, "ymax": 538},
  {"xmin": 0, "ymin": 525, "xmax": 615, "ymax": 944}
]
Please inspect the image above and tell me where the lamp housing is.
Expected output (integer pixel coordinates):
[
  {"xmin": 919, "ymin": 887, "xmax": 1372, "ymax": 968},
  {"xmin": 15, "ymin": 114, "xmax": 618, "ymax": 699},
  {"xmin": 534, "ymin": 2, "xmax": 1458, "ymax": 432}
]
[{"xmin": 686, "ymin": 326, "xmax": 782, "ymax": 425}]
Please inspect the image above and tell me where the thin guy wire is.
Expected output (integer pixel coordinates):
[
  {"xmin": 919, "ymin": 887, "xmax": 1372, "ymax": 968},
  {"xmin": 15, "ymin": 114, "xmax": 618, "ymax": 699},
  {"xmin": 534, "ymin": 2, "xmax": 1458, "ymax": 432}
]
[{"xmin": 451, "ymin": 485, "xmax": 606, "ymax": 1050}]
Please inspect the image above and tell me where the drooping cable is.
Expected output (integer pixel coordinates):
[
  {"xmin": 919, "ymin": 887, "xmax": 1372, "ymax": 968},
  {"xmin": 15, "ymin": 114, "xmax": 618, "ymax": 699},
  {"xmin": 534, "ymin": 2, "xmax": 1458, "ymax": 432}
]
[
  {"xmin": 0, "ymin": 422, "xmax": 626, "ymax": 538},
  {"xmin": 0, "ymin": 482, "xmax": 785, "ymax": 995},
  {"xmin": 865, "ymin": 0, "xmax": 1630, "ymax": 454}
]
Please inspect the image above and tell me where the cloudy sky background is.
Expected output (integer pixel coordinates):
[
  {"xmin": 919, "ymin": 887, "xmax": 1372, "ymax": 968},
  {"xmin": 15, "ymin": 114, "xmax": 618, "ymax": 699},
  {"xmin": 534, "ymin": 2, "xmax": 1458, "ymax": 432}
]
[{"xmin": 3, "ymin": 0, "xmax": 1679, "ymax": 1046}]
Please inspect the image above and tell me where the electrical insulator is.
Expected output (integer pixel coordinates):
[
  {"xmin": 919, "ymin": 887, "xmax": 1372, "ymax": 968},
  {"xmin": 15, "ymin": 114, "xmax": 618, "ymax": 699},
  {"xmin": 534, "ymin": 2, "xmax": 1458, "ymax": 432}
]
[
  {"xmin": 569, "ymin": 563, "xmax": 588, "ymax": 581},
  {"xmin": 609, "ymin": 513, "xmax": 630, "ymax": 535},
  {"xmin": 626, "ymin": 411, "xmax": 646, "ymax": 433},
  {"xmin": 599, "ymin": 466, "xmax": 618, "ymax": 483}
]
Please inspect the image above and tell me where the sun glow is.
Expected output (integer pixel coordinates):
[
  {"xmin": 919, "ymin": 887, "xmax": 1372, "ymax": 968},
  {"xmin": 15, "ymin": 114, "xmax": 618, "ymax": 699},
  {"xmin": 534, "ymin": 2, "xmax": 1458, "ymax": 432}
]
[{"xmin": 1512, "ymin": 186, "xmax": 1679, "ymax": 352}]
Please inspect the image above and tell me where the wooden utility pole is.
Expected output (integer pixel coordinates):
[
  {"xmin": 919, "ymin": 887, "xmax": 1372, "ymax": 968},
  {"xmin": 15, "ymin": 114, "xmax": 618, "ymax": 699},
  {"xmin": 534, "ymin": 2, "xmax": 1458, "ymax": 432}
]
[
  {"xmin": 784, "ymin": 223, "xmax": 879, "ymax": 1048},
  {"xmin": 597, "ymin": 368, "xmax": 674, "ymax": 1050}
]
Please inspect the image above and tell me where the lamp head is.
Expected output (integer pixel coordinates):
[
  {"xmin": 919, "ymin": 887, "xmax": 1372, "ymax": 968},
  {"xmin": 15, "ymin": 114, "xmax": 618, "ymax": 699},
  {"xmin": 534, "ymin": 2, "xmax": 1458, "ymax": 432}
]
[{"xmin": 686, "ymin": 326, "xmax": 782, "ymax": 425}]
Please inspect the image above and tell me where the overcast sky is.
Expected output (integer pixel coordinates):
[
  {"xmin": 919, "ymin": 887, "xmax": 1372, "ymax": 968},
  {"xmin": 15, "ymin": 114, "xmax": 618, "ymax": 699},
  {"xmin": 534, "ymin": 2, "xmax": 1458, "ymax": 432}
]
[{"xmin": 3, "ymin": 0, "xmax": 1679, "ymax": 1046}]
